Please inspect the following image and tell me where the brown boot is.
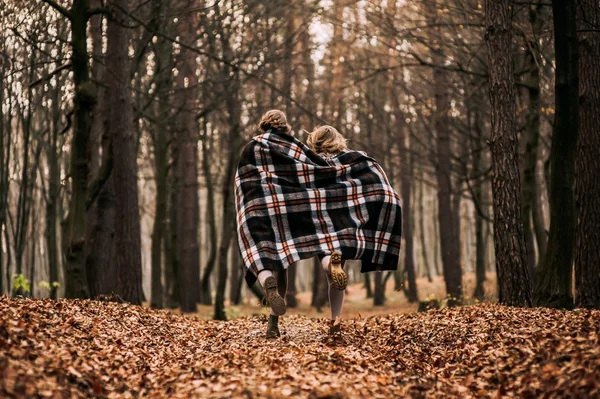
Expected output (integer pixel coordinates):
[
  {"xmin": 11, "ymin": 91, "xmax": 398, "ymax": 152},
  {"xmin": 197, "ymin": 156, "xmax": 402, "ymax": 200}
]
[
  {"xmin": 266, "ymin": 315, "xmax": 281, "ymax": 339},
  {"xmin": 264, "ymin": 276, "xmax": 287, "ymax": 316},
  {"xmin": 328, "ymin": 251, "xmax": 347, "ymax": 291}
]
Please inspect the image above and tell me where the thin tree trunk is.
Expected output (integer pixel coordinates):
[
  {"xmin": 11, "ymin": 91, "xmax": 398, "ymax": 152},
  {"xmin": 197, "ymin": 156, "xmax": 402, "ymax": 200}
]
[
  {"xmin": 485, "ymin": 0, "xmax": 532, "ymax": 306},
  {"xmin": 534, "ymin": 0, "xmax": 579, "ymax": 309},
  {"xmin": 417, "ymin": 176, "xmax": 433, "ymax": 282},
  {"xmin": 311, "ymin": 257, "xmax": 322, "ymax": 307},
  {"xmin": 229, "ymin": 235, "xmax": 243, "ymax": 305},
  {"xmin": 364, "ymin": 272, "xmax": 373, "ymax": 299},
  {"xmin": 150, "ymin": 124, "xmax": 167, "ymax": 308},
  {"xmin": 214, "ymin": 67, "xmax": 241, "ymax": 320},
  {"xmin": 532, "ymin": 167, "xmax": 547, "ymax": 265},
  {"xmin": 574, "ymin": 0, "xmax": 600, "ymax": 309},
  {"xmin": 200, "ymin": 117, "xmax": 217, "ymax": 306},
  {"xmin": 47, "ymin": 75, "xmax": 61, "ymax": 299},
  {"xmin": 520, "ymin": 4, "xmax": 543, "ymax": 287},
  {"xmin": 165, "ymin": 164, "xmax": 179, "ymax": 309},
  {"xmin": 434, "ymin": 62, "xmax": 462, "ymax": 306},
  {"xmin": 0, "ymin": 58, "xmax": 6, "ymax": 295},
  {"xmin": 400, "ymin": 126, "xmax": 418, "ymax": 302},
  {"xmin": 472, "ymin": 109, "xmax": 487, "ymax": 300},
  {"xmin": 175, "ymin": 2, "xmax": 201, "ymax": 312},
  {"xmin": 107, "ymin": 0, "xmax": 143, "ymax": 304},
  {"xmin": 373, "ymin": 272, "xmax": 385, "ymax": 306}
]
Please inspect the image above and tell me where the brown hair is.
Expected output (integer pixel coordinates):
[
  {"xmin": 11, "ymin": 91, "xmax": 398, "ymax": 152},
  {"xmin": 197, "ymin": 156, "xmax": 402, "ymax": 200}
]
[
  {"xmin": 258, "ymin": 109, "xmax": 291, "ymax": 133},
  {"xmin": 306, "ymin": 125, "xmax": 348, "ymax": 154}
]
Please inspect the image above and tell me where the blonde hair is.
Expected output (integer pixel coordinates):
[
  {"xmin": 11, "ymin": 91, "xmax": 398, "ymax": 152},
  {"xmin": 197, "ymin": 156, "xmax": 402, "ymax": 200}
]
[
  {"xmin": 306, "ymin": 125, "xmax": 348, "ymax": 154},
  {"xmin": 258, "ymin": 109, "xmax": 291, "ymax": 133}
]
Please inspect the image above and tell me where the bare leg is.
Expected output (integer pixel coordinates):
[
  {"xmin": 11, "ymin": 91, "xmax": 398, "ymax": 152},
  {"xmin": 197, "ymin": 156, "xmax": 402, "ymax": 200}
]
[
  {"xmin": 322, "ymin": 256, "xmax": 346, "ymax": 328},
  {"xmin": 326, "ymin": 273, "xmax": 345, "ymax": 322}
]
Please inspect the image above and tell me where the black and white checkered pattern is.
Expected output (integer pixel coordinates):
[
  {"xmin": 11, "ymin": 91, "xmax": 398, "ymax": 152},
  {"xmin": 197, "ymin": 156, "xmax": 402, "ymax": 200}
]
[{"xmin": 235, "ymin": 129, "xmax": 402, "ymax": 287}]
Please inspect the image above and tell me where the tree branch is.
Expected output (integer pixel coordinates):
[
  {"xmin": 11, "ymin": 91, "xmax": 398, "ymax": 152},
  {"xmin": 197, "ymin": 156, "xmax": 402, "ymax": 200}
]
[
  {"xmin": 40, "ymin": 0, "xmax": 72, "ymax": 20},
  {"xmin": 29, "ymin": 63, "xmax": 72, "ymax": 88}
]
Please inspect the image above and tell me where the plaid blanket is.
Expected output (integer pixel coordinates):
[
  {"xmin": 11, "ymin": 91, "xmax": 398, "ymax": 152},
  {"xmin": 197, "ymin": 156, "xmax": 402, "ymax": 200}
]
[{"xmin": 235, "ymin": 129, "xmax": 402, "ymax": 287}]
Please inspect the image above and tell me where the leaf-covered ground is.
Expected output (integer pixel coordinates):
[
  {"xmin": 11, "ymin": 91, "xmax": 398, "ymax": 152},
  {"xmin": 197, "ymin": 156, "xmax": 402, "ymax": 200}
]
[{"xmin": 1, "ymin": 298, "xmax": 598, "ymax": 398}]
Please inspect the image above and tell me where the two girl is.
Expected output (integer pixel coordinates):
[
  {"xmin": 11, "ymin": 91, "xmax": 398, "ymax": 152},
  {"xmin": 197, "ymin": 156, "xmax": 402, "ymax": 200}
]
[{"xmin": 234, "ymin": 110, "xmax": 402, "ymax": 338}]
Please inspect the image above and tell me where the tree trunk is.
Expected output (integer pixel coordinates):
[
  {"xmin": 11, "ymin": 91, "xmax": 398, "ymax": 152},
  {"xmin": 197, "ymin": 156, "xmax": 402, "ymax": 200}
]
[
  {"xmin": 175, "ymin": 3, "xmax": 201, "ymax": 313},
  {"xmin": 311, "ymin": 257, "xmax": 322, "ymax": 307},
  {"xmin": 400, "ymin": 127, "xmax": 418, "ymax": 302},
  {"xmin": 472, "ymin": 108, "xmax": 487, "ymax": 301},
  {"xmin": 64, "ymin": 0, "xmax": 93, "ymax": 299},
  {"xmin": 149, "ymin": 4, "xmax": 171, "ymax": 308},
  {"xmin": 0, "ymin": 56, "xmax": 7, "ymax": 295},
  {"xmin": 214, "ymin": 158, "xmax": 237, "ymax": 321},
  {"xmin": 417, "ymin": 176, "xmax": 433, "ymax": 282},
  {"xmin": 107, "ymin": 0, "xmax": 143, "ymax": 304},
  {"xmin": 214, "ymin": 67, "xmax": 241, "ymax": 320},
  {"xmin": 485, "ymin": 0, "xmax": 532, "ymax": 306},
  {"xmin": 200, "ymin": 117, "xmax": 217, "ymax": 306},
  {"xmin": 150, "ymin": 124, "xmax": 168, "ymax": 308},
  {"xmin": 47, "ymin": 73, "xmax": 62, "ymax": 300},
  {"xmin": 574, "ymin": 0, "xmax": 600, "ymax": 309},
  {"xmin": 427, "ymin": 1, "xmax": 462, "ymax": 306},
  {"xmin": 364, "ymin": 273, "xmax": 373, "ymax": 298},
  {"xmin": 373, "ymin": 272, "xmax": 385, "ymax": 306},
  {"xmin": 520, "ymin": 4, "xmax": 544, "ymax": 287},
  {"xmin": 433, "ymin": 62, "xmax": 462, "ymax": 306},
  {"xmin": 229, "ymin": 235, "xmax": 243, "ymax": 305},
  {"xmin": 534, "ymin": 0, "xmax": 579, "ymax": 309},
  {"xmin": 86, "ymin": 4, "xmax": 117, "ymax": 298},
  {"xmin": 165, "ymin": 164, "xmax": 180, "ymax": 309}
]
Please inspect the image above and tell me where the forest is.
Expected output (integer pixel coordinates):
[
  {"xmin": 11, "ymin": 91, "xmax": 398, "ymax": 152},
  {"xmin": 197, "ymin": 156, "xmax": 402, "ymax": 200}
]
[{"xmin": 1, "ymin": 0, "xmax": 599, "ymax": 397}]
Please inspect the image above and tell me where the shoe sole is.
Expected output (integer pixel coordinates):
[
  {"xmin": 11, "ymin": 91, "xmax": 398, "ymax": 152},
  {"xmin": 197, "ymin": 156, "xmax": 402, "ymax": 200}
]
[
  {"xmin": 328, "ymin": 251, "xmax": 347, "ymax": 291},
  {"xmin": 264, "ymin": 277, "xmax": 287, "ymax": 316}
]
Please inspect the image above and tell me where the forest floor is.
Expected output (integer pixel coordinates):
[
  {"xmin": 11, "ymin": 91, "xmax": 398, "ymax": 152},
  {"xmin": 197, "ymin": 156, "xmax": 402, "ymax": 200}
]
[{"xmin": 1, "ymin": 290, "xmax": 599, "ymax": 398}]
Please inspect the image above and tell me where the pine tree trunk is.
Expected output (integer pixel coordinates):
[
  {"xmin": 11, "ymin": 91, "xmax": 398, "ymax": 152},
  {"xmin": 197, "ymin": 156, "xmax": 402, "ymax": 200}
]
[
  {"xmin": 107, "ymin": 0, "xmax": 143, "ymax": 304},
  {"xmin": 534, "ymin": 0, "xmax": 579, "ymax": 309},
  {"xmin": 485, "ymin": 0, "xmax": 532, "ymax": 306},
  {"xmin": 574, "ymin": 0, "xmax": 600, "ymax": 309}
]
